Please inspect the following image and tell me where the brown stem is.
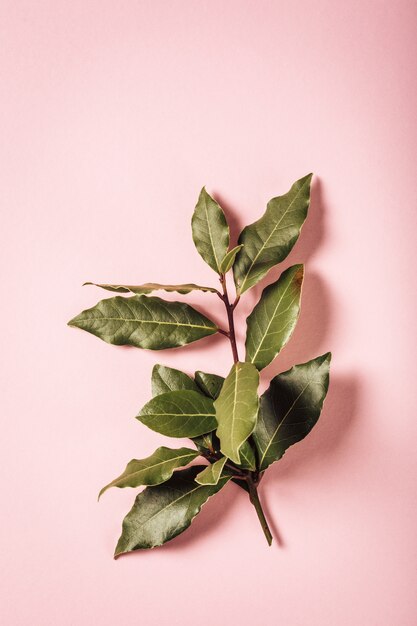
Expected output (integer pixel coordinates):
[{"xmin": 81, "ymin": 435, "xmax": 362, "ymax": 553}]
[
  {"xmin": 216, "ymin": 275, "xmax": 273, "ymax": 545},
  {"xmin": 219, "ymin": 275, "xmax": 239, "ymax": 363}
]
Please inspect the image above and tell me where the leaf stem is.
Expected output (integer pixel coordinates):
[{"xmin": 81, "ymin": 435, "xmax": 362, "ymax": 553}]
[
  {"xmin": 246, "ymin": 475, "xmax": 273, "ymax": 546},
  {"xmin": 219, "ymin": 274, "xmax": 239, "ymax": 363}
]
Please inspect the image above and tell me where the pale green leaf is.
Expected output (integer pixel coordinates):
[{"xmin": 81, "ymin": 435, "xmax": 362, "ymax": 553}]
[
  {"xmin": 195, "ymin": 457, "xmax": 227, "ymax": 485},
  {"xmin": 114, "ymin": 466, "xmax": 231, "ymax": 555},
  {"xmin": 137, "ymin": 390, "xmax": 217, "ymax": 438},
  {"xmin": 98, "ymin": 447, "xmax": 199, "ymax": 499},
  {"xmin": 194, "ymin": 371, "xmax": 225, "ymax": 400},
  {"xmin": 83, "ymin": 282, "xmax": 218, "ymax": 295},
  {"xmin": 245, "ymin": 264, "xmax": 304, "ymax": 370},
  {"xmin": 219, "ymin": 245, "xmax": 244, "ymax": 274},
  {"xmin": 68, "ymin": 295, "xmax": 217, "ymax": 350},
  {"xmin": 233, "ymin": 174, "xmax": 312, "ymax": 294},
  {"xmin": 192, "ymin": 187, "xmax": 230, "ymax": 273},
  {"xmin": 152, "ymin": 364, "xmax": 199, "ymax": 396},
  {"xmin": 214, "ymin": 362, "xmax": 260, "ymax": 463},
  {"xmin": 253, "ymin": 353, "xmax": 331, "ymax": 471}
]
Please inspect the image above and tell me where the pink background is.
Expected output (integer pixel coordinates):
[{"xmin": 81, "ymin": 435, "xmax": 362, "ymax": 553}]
[{"xmin": 1, "ymin": 1, "xmax": 416, "ymax": 624}]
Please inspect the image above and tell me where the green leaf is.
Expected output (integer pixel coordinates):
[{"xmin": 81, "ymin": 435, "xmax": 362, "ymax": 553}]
[
  {"xmin": 98, "ymin": 447, "xmax": 199, "ymax": 499},
  {"xmin": 233, "ymin": 174, "xmax": 312, "ymax": 294},
  {"xmin": 192, "ymin": 187, "xmax": 230, "ymax": 273},
  {"xmin": 114, "ymin": 466, "xmax": 231, "ymax": 555},
  {"xmin": 237, "ymin": 440, "xmax": 256, "ymax": 470},
  {"xmin": 68, "ymin": 295, "xmax": 218, "ymax": 350},
  {"xmin": 253, "ymin": 353, "xmax": 331, "ymax": 471},
  {"xmin": 194, "ymin": 371, "xmax": 225, "ymax": 400},
  {"xmin": 219, "ymin": 245, "xmax": 244, "ymax": 274},
  {"xmin": 137, "ymin": 390, "xmax": 217, "ymax": 438},
  {"xmin": 152, "ymin": 364, "xmax": 200, "ymax": 396},
  {"xmin": 195, "ymin": 457, "xmax": 228, "ymax": 485},
  {"xmin": 245, "ymin": 264, "xmax": 304, "ymax": 370},
  {"xmin": 192, "ymin": 432, "xmax": 220, "ymax": 454},
  {"xmin": 83, "ymin": 282, "xmax": 218, "ymax": 295},
  {"xmin": 214, "ymin": 362, "xmax": 260, "ymax": 464},
  {"xmin": 191, "ymin": 372, "xmax": 224, "ymax": 453}
]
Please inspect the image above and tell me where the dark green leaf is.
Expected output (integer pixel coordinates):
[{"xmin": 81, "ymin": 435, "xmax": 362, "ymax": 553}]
[
  {"xmin": 233, "ymin": 174, "xmax": 312, "ymax": 294},
  {"xmin": 245, "ymin": 264, "xmax": 304, "ymax": 370},
  {"xmin": 194, "ymin": 371, "xmax": 225, "ymax": 400},
  {"xmin": 237, "ymin": 440, "xmax": 256, "ymax": 470},
  {"xmin": 192, "ymin": 372, "xmax": 224, "ymax": 453},
  {"xmin": 98, "ymin": 447, "xmax": 199, "ymax": 499},
  {"xmin": 152, "ymin": 364, "xmax": 200, "ymax": 396},
  {"xmin": 137, "ymin": 390, "xmax": 217, "ymax": 438},
  {"xmin": 214, "ymin": 362, "xmax": 259, "ymax": 464},
  {"xmin": 253, "ymin": 353, "xmax": 331, "ymax": 471},
  {"xmin": 195, "ymin": 457, "xmax": 227, "ymax": 485},
  {"xmin": 83, "ymin": 282, "xmax": 218, "ymax": 295},
  {"xmin": 219, "ymin": 245, "xmax": 244, "ymax": 274},
  {"xmin": 232, "ymin": 477, "xmax": 250, "ymax": 493},
  {"xmin": 192, "ymin": 432, "xmax": 221, "ymax": 454},
  {"xmin": 114, "ymin": 466, "xmax": 231, "ymax": 555},
  {"xmin": 192, "ymin": 187, "xmax": 230, "ymax": 273},
  {"xmin": 68, "ymin": 295, "xmax": 217, "ymax": 350}
]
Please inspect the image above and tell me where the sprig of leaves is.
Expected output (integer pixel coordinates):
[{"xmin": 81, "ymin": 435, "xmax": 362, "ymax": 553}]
[{"xmin": 68, "ymin": 174, "xmax": 331, "ymax": 556}]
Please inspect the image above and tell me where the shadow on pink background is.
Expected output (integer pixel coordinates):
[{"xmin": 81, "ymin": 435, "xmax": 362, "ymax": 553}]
[{"xmin": 1, "ymin": 1, "xmax": 416, "ymax": 625}]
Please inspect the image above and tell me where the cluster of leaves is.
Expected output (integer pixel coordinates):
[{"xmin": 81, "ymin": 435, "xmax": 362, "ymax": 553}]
[{"xmin": 68, "ymin": 174, "xmax": 331, "ymax": 557}]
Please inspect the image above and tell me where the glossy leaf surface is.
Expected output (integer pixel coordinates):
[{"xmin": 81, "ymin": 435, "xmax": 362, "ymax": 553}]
[
  {"xmin": 151, "ymin": 364, "xmax": 199, "ymax": 396},
  {"xmin": 137, "ymin": 390, "xmax": 217, "ymax": 438},
  {"xmin": 214, "ymin": 362, "xmax": 259, "ymax": 463},
  {"xmin": 219, "ymin": 244, "xmax": 244, "ymax": 274},
  {"xmin": 68, "ymin": 295, "xmax": 217, "ymax": 350},
  {"xmin": 98, "ymin": 447, "xmax": 199, "ymax": 498},
  {"xmin": 245, "ymin": 264, "xmax": 304, "ymax": 370},
  {"xmin": 114, "ymin": 466, "xmax": 230, "ymax": 555},
  {"xmin": 253, "ymin": 353, "xmax": 331, "ymax": 471},
  {"xmin": 195, "ymin": 456, "xmax": 227, "ymax": 485},
  {"xmin": 194, "ymin": 371, "xmax": 225, "ymax": 400},
  {"xmin": 233, "ymin": 174, "xmax": 312, "ymax": 294},
  {"xmin": 83, "ymin": 282, "xmax": 218, "ymax": 295},
  {"xmin": 192, "ymin": 187, "xmax": 229, "ymax": 273}
]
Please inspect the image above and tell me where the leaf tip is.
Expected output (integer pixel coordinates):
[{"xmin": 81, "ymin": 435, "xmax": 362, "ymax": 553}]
[
  {"xmin": 296, "ymin": 172, "xmax": 313, "ymax": 190},
  {"xmin": 294, "ymin": 264, "xmax": 304, "ymax": 285}
]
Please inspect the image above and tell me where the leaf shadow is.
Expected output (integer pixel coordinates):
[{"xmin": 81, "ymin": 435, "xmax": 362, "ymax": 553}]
[
  {"xmin": 154, "ymin": 480, "xmax": 242, "ymax": 552},
  {"xmin": 211, "ymin": 190, "xmax": 246, "ymax": 249},
  {"xmin": 250, "ymin": 374, "xmax": 360, "ymax": 551},
  {"xmin": 261, "ymin": 374, "xmax": 361, "ymax": 483}
]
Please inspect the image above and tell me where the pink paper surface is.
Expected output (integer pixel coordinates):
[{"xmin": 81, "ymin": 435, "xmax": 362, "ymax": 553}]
[{"xmin": 1, "ymin": 1, "xmax": 416, "ymax": 624}]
